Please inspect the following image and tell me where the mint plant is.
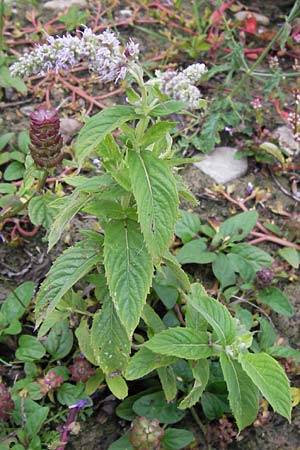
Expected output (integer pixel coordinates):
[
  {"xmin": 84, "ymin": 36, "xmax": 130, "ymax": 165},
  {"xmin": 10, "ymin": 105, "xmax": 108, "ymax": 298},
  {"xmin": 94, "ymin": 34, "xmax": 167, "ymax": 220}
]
[{"xmin": 9, "ymin": 27, "xmax": 293, "ymax": 436}]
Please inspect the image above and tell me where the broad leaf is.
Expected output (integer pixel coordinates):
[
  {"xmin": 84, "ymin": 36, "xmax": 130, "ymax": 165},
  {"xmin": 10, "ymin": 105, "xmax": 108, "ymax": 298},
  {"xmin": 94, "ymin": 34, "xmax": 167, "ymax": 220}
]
[
  {"xmin": 133, "ymin": 391, "xmax": 185, "ymax": 424},
  {"xmin": 45, "ymin": 320, "xmax": 73, "ymax": 361},
  {"xmin": 258, "ymin": 287, "xmax": 293, "ymax": 317},
  {"xmin": 239, "ymin": 352, "xmax": 292, "ymax": 421},
  {"xmin": 1, "ymin": 281, "xmax": 35, "ymax": 322},
  {"xmin": 142, "ymin": 304, "xmax": 165, "ymax": 335},
  {"xmin": 126, "ymin": 347, "xmax": 177, "ymax": 380},
  {"xmin": 16, "ymin": 336, "xmax": 46, "ymax": 362},
  {"xmin": 175, "ymin": 210, "xmax": 201, "ymax": 243},
  {"xmin": 162, "ymin": 251, "xmax": 191, "ymax": 293},
  {"xmin": 48, "ymin": 191, "xmax": 90, "ymax": 250},
  {"xmin": 219, "ymin": 211, "xmax": 258, "ymax": 242},
  {"xmin": 179, "ymin": 359, "xmax": 209, "ymax": 409},
  {"xmin": 157, "ymin": 366, "xmax": 177, "ymax": 401},
  {"xmin": 75, "ymin": 320, "xmax": 98, "ymax": 366},
  {"xmin": 220, "ymin": 353, "xmax": 259, "ymax": 431},
  {"xmin": 231, "ymin": 244, "xmax": 273, "ymax": 271},
  {"xmin": 141, "ymin": 121, "xmax": 177, "ymax": 147},
  {"xmin": 104, "ymin": 219, "xmax": 153, "ymax": 335},
  {"xmin": 177, "ymin": 239, "xmax": 216, "ymax": 265},
  {"xmin": 28, "ymin": 193, "xmax": 56, "ymax": 230},
  {"xmin": 186, "ymin": 283, "xmax": 236, "ymax": 345},
  {"xmin": 76, "ymin": 105, "xmax": 139, "ymax": 165},
  {"xmin": 162, "ymin": 428, "xmax": 194, "ymax": 450},
  {"xmin": 149, "ymin": 101, "xmax": 187, "ymax": 117},
  {"xmin": 145, "ymin": 327, "xmax": 217, "ymax": 359},
  {"xmin": 91, "ymin": 299, "xmax": 130, "ymax": 375},
  {"xmin": 212, "ymin": 253, "xmax": 236, "ymax": 288},
  {"xmin": 278, "ymin": 247, "xmax": 299, "ymax": 269},
  {"xmin": 128, "ymin": 150, "xmax": 178, "ymax": 260},
  {"xmin": 106, "ymin": 375, "xmax": 128, "ymax": 400},
  {"xmin": 35, "ymin": 237, "xmax": 103, "ymax": 328}
]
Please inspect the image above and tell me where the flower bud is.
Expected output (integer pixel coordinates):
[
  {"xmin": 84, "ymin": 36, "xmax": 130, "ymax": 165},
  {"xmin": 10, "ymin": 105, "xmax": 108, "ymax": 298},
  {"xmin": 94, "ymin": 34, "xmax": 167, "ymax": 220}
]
[{"xmin": 29, "ymin": 105, "xmax": 63, "ymax": 169}]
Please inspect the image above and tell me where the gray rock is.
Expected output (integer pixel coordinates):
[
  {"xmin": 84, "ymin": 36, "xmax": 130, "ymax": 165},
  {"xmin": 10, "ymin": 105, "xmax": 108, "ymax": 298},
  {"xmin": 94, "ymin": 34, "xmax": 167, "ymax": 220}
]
[
  {"xmin": 193, "ymin": 147, "xmax": 248, "ymax": 184},
  {"xmin": 235, "ymin": 11, "xmax": 270, "ymax": 25},
  {"xmin": 272, "ymin": 125, "xmax": 299, "ymax": 155},
  {"xmin": 43, "ymin": 0, "xmax": 87, "ymax": 11}
]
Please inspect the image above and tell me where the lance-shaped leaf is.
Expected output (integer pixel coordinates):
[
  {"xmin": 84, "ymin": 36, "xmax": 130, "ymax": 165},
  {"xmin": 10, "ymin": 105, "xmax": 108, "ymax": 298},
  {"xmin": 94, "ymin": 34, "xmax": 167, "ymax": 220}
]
[
  {"xmin": 104, "ymin": 219, "xmax": 153, "ymax": 335},
  {"xmin": 75, "ymin": 105, "xmax": 139, "ymax": 165},
  {"xmin": 239, "ymin": 352, "xmax": 292, "ymax": 421},
  {"xmin": 162, "ymin": 251, "xmax": 191, "ymax": 293},
  {"xmin": 220, "ymin": 353, "xmax": 259, "ymax": 431},
  {"xmin": 126, "ymin": 347, "xmax": 177, "ymax": 380},
  {"xmin": 75, "ymin": 320, "xmax": 98, "ymax": 366},
  {"xmin": 145, "ymin": 327, "xmax": 217, "ymax": 360},
  {"xmin": 186, "ymin": 283, "xmax": 236, "ymax": 345},
  {"xmin": 179, "ymin": 359, "xmax": 209, "ymax": 409},
  {"xmin": 91, "ymin": 299, "xmax": 130, "ymax": 375},
  {"xmin": 128, "ymin": 150, "xmax": 178, "ymax": 260},
  {"xmin": 35, "ymin": 237, "xmax": 103, "ymax": 328},
  {"xmin": 157, "ymin": 366, "xmax": 177, "ymax": 402}
]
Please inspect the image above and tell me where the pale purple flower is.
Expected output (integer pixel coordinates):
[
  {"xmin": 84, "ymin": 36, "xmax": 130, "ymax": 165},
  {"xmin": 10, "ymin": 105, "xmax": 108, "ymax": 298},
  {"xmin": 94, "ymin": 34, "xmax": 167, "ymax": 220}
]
[
  {"xmin": 155, "ymin": 63, "xmax": 207, "ymax": 110},
  {"xmin": 10, "ymin": 28, "xmax": 139, "ymax": 83}
]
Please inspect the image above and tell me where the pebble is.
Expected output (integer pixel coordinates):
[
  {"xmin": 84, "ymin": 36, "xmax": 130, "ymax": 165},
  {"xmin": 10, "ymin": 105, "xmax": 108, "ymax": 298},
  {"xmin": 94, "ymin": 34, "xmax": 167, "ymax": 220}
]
[
  {"xmin": 43, "ymin": 0, "xmax": 88, "ymax": 11},
  {"xmin": 193, "ymin": 147, "xmax": 248, "ymax": 184},
  {"xmin": 235, "ymin": 11, "xmax": 270, "ymax": 26},
  {"xmin": 272, "ymin": 125, "xmax": 300, "ymax": 155}
]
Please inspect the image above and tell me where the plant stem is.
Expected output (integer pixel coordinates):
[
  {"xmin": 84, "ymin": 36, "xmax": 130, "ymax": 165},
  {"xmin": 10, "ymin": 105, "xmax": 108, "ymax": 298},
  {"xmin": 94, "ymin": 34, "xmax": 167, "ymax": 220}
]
[
  {"xmin": 0, "ymin": 0, "xmax": 4, "ymax": 52},
  {"xmin": 228, "ymin": 0, "xmax": 300, "ymax": 99},
  {"xmin": 191, "ymin": 406, "xmax": 206, "ymax": 435}
]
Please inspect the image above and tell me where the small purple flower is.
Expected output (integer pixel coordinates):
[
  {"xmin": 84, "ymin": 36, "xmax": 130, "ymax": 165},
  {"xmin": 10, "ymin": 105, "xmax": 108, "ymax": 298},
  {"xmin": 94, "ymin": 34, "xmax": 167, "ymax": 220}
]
[{"xmin": 69, "ymin": 398, "xmax": 90, "ymax": 409}]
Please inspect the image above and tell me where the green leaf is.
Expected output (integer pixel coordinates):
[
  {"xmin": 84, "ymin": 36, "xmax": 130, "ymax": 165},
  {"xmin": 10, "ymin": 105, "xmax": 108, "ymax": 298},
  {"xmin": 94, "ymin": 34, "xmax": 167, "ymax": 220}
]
[
  {"xmin": 128, "ymin": 150, "xmax": 178, "ymax": 260},
  {"xmin": 83, "ymin": 199, "xmax": 125, "ymax": 219},
  {"xmin": 97, "ymin": 134, "xmax": 131, "ymax": 191},
  {"xmin": 104, "ymin": 219, "xmax": 153, "ymax": 335},
  {"xmin": 260, "ymin": 142, "xmax": 285, "ymax": 165},
  {"xmin": 0, "ymin": 182, "xmax": 16, "ymax": 194},
  {"xmin": 56, "ymin": 383, "xmax": 86, "ymax": 406},
  {"xmin": 145, "ymin": 327, "xmax": 217, "ymax": 359},
  {"xmin": 91, "ymin": 299, "xmax": 130, "ymax": 374},
  {"xmin": 76, "ymin": 105, "xmax": 139, "ymax": 165},
  {"xmin": 179, "ymin": 360, "xmax": 209, "ymax": 409},
  {"xmin": 201, "ymin": 391, "xmax": 230, "ymax": 419},
  {"xmin": 48, "ymin": 192, "xmax": 90, "ymax": 250},
  {"xmin": 1, "ymin": 281, "xmax": 34, "ymax": 322},
  {"xmin": 186, "ymin": 283, "xmax": 236, "ymax": 345},
  {"xmin": 125, "ymin": 347, "xmax": 177, "ymax": 380},
  {"xmin": 219, "ymin": 211, "xmax": 258, "ymax": 242},
  {"xmin": 198, "ymin": 112, "xmax": 222, "ymax": 152},
  {"xmin": 175, "ymin": 210, "xmax": 201, "ymax": 243},
  {"xmin": 230, "ymin": 243, "xmax": 273, "ymax": 271},
  {"xmin": 75, "ymin": 320, "xmax": 98, "ymax": 366},
  {"xmin": 267, "ymin": 345, "xmax": 300, "ymax": 361},
  {"xmin": 257, "ymin": 317, "xmax": 276, "ymax": 351},
  {"xmin": 177, "ymin": 239, "xmax": 216, "ymax": 264},
  {"xmin": 133, "ymin": 391, "xmax": 185, "ymax": 424},
  {"xmin": 239, "ymin": 352, "xmax": 291, "ymax": 421},
  {"xmin": 16, "ymin": 336, "xmax": 46, "ymax": 362},
  {"xmin": 153, "ymin": 266, "xmax": 179, "ymax": 309},
  {"xmin": 162, "ymin": 251, "xmax": 191, "ymax": 293},
  {"xmin": 142, "ymin": 304, "xmax": 165, "ymax": 335},
  {"xmin": 141, "ymin": 121, "xmax": 177, "ymax": 147},
  {"xmin": 28, "ymin": 193, "xmax": 56, "ymax": 230},
  {"xmin": 0, "ymin": 66, "xmax": 27, "ymax": 93},
  {"xmin": 162, "ymin": 428, "xmax": 194, "ymax": 450},
  {"xmin": 85, "ymin": 368, "xmax": 105, "ymax": 396},
  {"xmin": 149, "ymin": 101, "xmax": 187, "ymax": 117},
  {"xmin": 45, "ymin": 320, "xmax": 73, "ymax": 360},
  {"xmin": 258, "ymin": 287, "xmax": 293, "ymax": 317},
  {"xmin": 157, "ymin": 366, "xmax": 177, "ymax": 401},
  {"xmin": 227, "ymin": 253, "xmax": 256, "ymax": 283},
  {"xmin": 4, "ymin": 161, "xmax": 24, "ymax": 181},
  {"xmin": 220, "ymin": 353, "xmax": 259, "ymax": 431},
  {"xmin": 0, "ymin": 132, "xmax": 14, "ymax": 151},
  {"xmin": 278, "ymin": 247, "xmax": 299, "ymax": 269},
  {"xmin": 108, "ymin": 434, "xmax": 133, "ymax": 450},
  {"xmin": 212, "ymin": 253, "xmax": 236, "ymax": 288},
  {"xmin": 35, "ymin": 238, "xmax": 103, "ymax": 328},
  {"xmin": 106, "ymin": 375, "xmax": 128, "ymax": 400}
]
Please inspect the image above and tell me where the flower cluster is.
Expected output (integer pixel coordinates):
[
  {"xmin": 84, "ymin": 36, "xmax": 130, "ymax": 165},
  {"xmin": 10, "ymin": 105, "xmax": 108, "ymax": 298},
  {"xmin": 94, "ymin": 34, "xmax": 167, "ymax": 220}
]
[
  {"xmin": 10, "ymin": 28, "xmax": 139, "ymax": 83},
  {"xmin": 0, "ymin": 383, "xmax": 14, "ymax": 421},
  {"xmin": 29, "ymin": 105, "xmax": 63, "ymax": 169},
  {"xmin": 155, "ymin": 63, "xmax": 207, "ymax": 109},
  {"xmin": 69, "ymin": 355, "xmax": 95, "ymax": 382},
  {"xmin": 38, "ymin": 370, "xmax": 64, "ymax": 396}
]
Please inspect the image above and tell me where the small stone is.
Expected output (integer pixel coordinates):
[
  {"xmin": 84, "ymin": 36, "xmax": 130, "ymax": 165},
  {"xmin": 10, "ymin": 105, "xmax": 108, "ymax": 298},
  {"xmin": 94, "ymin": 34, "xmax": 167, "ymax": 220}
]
[
  {"xmin": 235, "ymin": 11, "xmax": 270, "ymax": 26},
  {"xmin": 272, "ymin": 125, "xmax": 300, "ymax": 155},
  {"xmin": 193, "ymin": 147, "xmax": 248, "ymax": 184},
  {"xmin": 43, "ymin": 0, "xmax": 87, "ymax": 11}
]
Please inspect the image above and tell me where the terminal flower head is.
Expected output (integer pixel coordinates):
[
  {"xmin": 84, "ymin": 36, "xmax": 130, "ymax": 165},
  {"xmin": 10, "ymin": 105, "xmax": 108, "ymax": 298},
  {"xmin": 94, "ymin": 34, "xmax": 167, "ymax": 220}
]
[{"xmin": 10, "ymin": 28, "xmax": 139, "ymax": 83}]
